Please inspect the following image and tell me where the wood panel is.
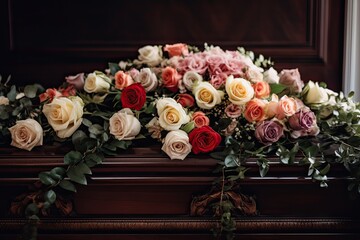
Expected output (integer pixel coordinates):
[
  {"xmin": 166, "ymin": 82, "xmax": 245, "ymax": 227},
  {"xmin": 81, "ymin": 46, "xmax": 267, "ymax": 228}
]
[{"xmin": 0, "ymin": 0, "xmax": 345, "ymax": 91}]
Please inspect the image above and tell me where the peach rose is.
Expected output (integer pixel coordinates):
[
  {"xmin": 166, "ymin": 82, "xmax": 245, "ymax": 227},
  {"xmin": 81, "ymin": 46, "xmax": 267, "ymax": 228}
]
[
  {"xmin": 253, "ymin": 81, "xmax": 270, "ymax": 99},
  {"xmin": 265, "ymin": 94, "xmax": 279, "ymax": 118},
  {"xmin": 164, "ymin": 43, "xmax": 189, "ymax": 57},
  {"xmin": 162, "ymin": 66, "xmax": 181, "ymax": 92},
  {"xmin": 277, "ymin": 96, "xmax": 297, "ymax": 119},
  {"xmin": 9, "ymin": 119, "xmax": 43, "ymax": 151},
  {"xmin": 192, "ymin": 111, "xmax": 210, "ymax": 128},
  {"xmin": 244, "ymin": 98, "xmax": 266, "ymax": 123},
  {"xmin": 114, "ymin": 71, "xmax": 134, "ymax": 90}
]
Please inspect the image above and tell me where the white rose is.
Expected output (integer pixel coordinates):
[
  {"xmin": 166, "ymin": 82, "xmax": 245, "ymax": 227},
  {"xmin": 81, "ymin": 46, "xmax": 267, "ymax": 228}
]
[
  {"xmin": 225, "ymin": 76, "xmax": 254, "ymax": 105},
  {"xmin": 246, "ymin": 67, "xmax": 263, "ymax": 83},
  {"xmin": 182, "ymin": 71, "xmax": 203, "ymax": 91},
  {"xmin": 43, "ymin": 96, "xmax": 84, "ymax": 138},
  {"xmin": 9, "ymin": 119, "xmax": 43, "ymax": 151},
  {"xmin": 84, "ymin": 72, "xmax": 111, "ymax": 93},
  {"xmin": 193, "ymin": 82, "xmax": 224, "ymax": 109},
  {"xmin": 134, "ymin": 68, "xmax": 158, "ymax": 92},
  {"xmin": 263, "ymin": 67, "xmax": 280, "ymax": 84},
  {"xmin": 134, "ymin": 45, "xmax": 163, "ymax": 67},
  {"xmin": 145, "ymin": 117, "xmax": 163, "ymax": 140},
  {"xmin": 305, "ymin": 81, "xmax": 329, "ymax": 104},
  {"xmin": 109, "ymin": 108, "xmax": 141, "ymax": 140},
  {"xmin": 157, "ymin": 98, "xmax": 190, "ymax": 131},
  {"xmin": 0, "ymin": 96, "xmax": 9, "ymax": 105},
  {"xmin": 161, "ymin": 130, "xmax": 192, "ymax": 160}
]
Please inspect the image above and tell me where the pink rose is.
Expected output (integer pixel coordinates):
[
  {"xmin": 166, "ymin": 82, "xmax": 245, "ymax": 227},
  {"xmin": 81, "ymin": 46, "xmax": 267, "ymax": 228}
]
[
  {"xmin": 114, "ymin": 71, "xmax": 134, "ymax": 90},
  {"xmin": 177, "ymin": 93, "xmax": 195, "ymax": 108},
  {"xmin": 225, "ymin": 103, "xmax": 243, "ymax": 118},
  {"xmin": 255, "ymin": 120, "xmax": 284, "ymax": 146},
  {"xmin": 279, "ymin": 68, "xmax": 304, "ymax": 93},
  {"xmin": 277, "ymin": 96, "xmax": 297, "ymax": 120},
  {"xmin": 288, "ymin": 108, "xmax": 319, "ymax": 139},
  {"xmin": 181, "ymin": 54, "xmax": 208, "ymax": 75},
  {"xmin": 65, "ymin": 73, "xmax": 85, "ymax": 90},
  {"xmin": 164, "ymin": 43, "xmax": 189, "ymax": 57},
  {"xmin": 162, "ymin": 66, "xmax": 181, "ymax": 92},
  {"xmin": 192, "ymin": 111, "xmax": 210, "ymax": 128}
]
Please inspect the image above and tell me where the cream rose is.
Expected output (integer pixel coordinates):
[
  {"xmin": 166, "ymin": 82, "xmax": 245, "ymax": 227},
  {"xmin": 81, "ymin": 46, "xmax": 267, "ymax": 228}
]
[
  {"xmin": 225, "ymin": 75, "xmax": 254, "ymax": 105},
  {"xmin": 145, "ymin": 117, "xmax": 163, "ymax": 140},
  {"xmin": 192, "ymin": 82, "xmax": 224, "ymax": 109},
  {"xmin": 0, "ymin": 96, "xmax": 9, "ymax": 105},
  {"xmin": 84, "ymin": 72, "xmax": 111, "ymax": 93},
  {"xmin": 134, "ymin": 45, "xmax": 163, "ymax": 67},
  {"xmin": 305, "ymin": 81, "xmax": 329, "ymax": 104},
  {"xmin": 109, "ymin": 108, "xmax": 141, "ymax": 140},
  {"xmin": 42, "ymin": 96, "xmax": 84, "ymax": 138},
  {"xmin": 134, "ymin": 68, "xmax": 158, "ymax": 92},
  {"xmin": 156, "ymin": 98, "xmax": 190, "ymax": 131},
  {"xmin": 263, "ymin": 67, "xmax": 280, "ymax": 84},
  {"xmin": 182, "ymin": 71, "xmax": 203, "ymax": 91},
  {"xmin": 9, "ymin": 119, "xmax": 43, "ymax": 151},
  {"xmin": 161, "ymin": 130, "xmax": 192, "ymax": 160}
]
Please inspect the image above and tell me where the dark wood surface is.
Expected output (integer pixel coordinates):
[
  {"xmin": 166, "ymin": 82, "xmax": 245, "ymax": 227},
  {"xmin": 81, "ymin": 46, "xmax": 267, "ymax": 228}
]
[{"xmin": 0, "ymin": 0, "xmax": 345, "ymax": 91}]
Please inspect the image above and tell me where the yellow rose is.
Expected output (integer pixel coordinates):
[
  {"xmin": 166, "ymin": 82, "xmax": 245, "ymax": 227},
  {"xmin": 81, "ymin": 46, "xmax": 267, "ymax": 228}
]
[
  {"xmin": 304, "ymin": 81, "xmax": 329, "ymax": 104},
  {"xmin": 225, "ymin": 75, "xmax": 254, "ymax": 105},
  {"xmin": 43, "ymin": 96, "xmax": 84, "ymax": 138},
  {"xmin": 192, "ymin": 82, "xmax": 224, "ymax": 109},
  {"xmin": 9, "ymin": 119, "xmax": 43, "ymax": 151},
  {"xmin": 84, "ymin": 72, "xmax": 111, "ymax": 93},
  {"xmin": 109, "ymin": 108, "xmax": 141, "ymax": 140},
  {"xmin": 157, "ymin": 98, "xmax": 190, "ymax": 131}
]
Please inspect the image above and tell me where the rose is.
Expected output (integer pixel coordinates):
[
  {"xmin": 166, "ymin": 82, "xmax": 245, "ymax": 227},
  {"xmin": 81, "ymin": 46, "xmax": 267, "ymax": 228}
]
[
  {"xmin": 193, "ymin": 82, "xmax": 224, "ymax": 109},
  {"xmin": 225, "ymin": 75, "xmax": 254, "ymax": 105},
  {"xmin": 244, "ymin": 98, "xmax": 266, "ymax": 122},
  {"xmin": 253, "ymin": 81, "xmax": 270, "ymax": 99},
  {"xmin": 161, "ymin": 130, "xmax": 192, "ymax": 160},
  {"xmin": 189, "ymin": 126, "xmax": 222, "ymax": 154},
  {"xmin": 65, "ymin": 73, "xmax": 85, "ymax": 90},
  {"xmin": 288, "ymin": 108, "xmax": 316, "ymax": 131},
  {"xmin": 84, "ymin": 72, "xmax": 111, "ymax": 93},
  {"xmin": 164, "ymin": 43, "xmax": 189, "ymax": 57},
  {"xmin": 121, "ymin": 83, "xmax": 147, "ymax": 111},
  {"xmin": 134, "ymin": 68, "xmax": 158, "ymax": 92},
  {"xmin": 134, "ymin": 45, "xmax": 163, "ymax": 67},
  {"xmin": 255, "ymin": 120, "xmax": 284, "ymax": 146},
  {"xmin": 279, "ymin": 68, "xmax": 304, "ymax": 93},
  {"xmin": 265, "ymin": 94, "xmax": 279, "ymax": 118},
  {"xmin": 182, "ymin": 71, "xmax": 203, "ymax": 91},
  {"xmin": 222, "ymin": 119, "xmax": 238, "ymax": 136},
  {"xmin": 177, "ymin": 93, "xmax": 195, "ymax": 108},
  {"xmin": 304, "ymin": 80, "xmax": 329, "ymax": 104},
  {"xmin": 114, "ymin": 71, "xmax": 134, "ymax": 90},
  {"xmin": 225, "ymin": 103, "xmax": 243, "ymax": 118},
  {"xmin": 162, "ymin": 66, "xmax": 181, "ymax": 92},
  {"xmin": 8, "ymin": 119, "xmax": 43, "ymax": 151},
  {"xmin": 181, "ymin": 55, "xmax": 208, "ymax": 75},
  {"xmin": 263, "ymin": 67, "xmax": 279, "ymax": 84},
  {"xmin": 42, "ymin": 96, "xmax": 84, "ymax": 138},
  {"xmin": 128, "ymin": 68, "xmax": 140, "ymax": 79},
  {"xmin": 109, "ymin": 108, "xmax": 141, "ymax": 140},
  {"xmin": 59, "ymin": 85, "xmax": 76, "ymax": 97},
  {"xmin": 277, "ymin": 96, "xmax": 297, "ymax": 119},
  {"xmin": 191, "ymin": 111, "xmax": 210, "ymax": 128},
  {"xmin": 39, "ymin": 88, "xmax": 62, "ymax": 103},
  {"xmin": 245, "ymin": 67, "xmax": 263, "ymax": 83},
  {"xmin": 0, "ymin": 96, "xmax": 10, "ymax": 105},
  {"xmin": 145, "ymin": 117, "xmax": 163, "ymax": 140},
  {"xmin": 157, "ymin": 98, "xmax": 190, "ymax": 131}
]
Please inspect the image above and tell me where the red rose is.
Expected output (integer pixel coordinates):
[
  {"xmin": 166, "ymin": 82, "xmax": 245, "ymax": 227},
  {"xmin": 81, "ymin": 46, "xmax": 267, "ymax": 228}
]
[
  {"xmin": 161, "ymin": 66, "xmax": 181, "ymax": 92},
  {"xmin": 121, "ymin": 83, "xmax": 146, "ymax": 111},
  {"xmin": 189, "ymin": 126, "xmax": 222, "ymax": 154},
  {"xmin": 177, "ymin": 93, "xmax": 195, "ymax": 108}
]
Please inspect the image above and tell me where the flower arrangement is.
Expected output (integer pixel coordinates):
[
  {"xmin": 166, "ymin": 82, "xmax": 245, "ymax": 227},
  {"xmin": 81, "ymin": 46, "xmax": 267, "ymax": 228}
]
[{"xmin": 1, "ymin": 43, "xmax": 360, "ymax": 239}]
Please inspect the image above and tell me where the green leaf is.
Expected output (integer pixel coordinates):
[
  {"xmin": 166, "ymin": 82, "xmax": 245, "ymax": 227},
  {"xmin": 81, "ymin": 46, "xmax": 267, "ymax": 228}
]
[
  {"xmin": 38, "ymin": 172, "xmax": 56, "ymax": 185},
  {"xmin": 77, "ymin": 162, "xmax": 92, "ymax": 175},
  {"xmin": 89, "ymin": 124, "xmax": 103, "ymax": 135},
  {"xmin": 50, "ymin": 167, "xmax": 66, "ymax": 181},
  {"xmin": 64, "ymin": 151, "xmax": 83, "ymax": 165},
  {"xmin": 108, "ymin": 62, "xmax": 121, "ymax": 76},
  {"xmin": 180, "ymin": 121, "xmax": 195, "ymax": 134},
  {"xmin": 111, "ymin": 139, "xmax": 131, "ymax": 150},
  {"xmin": 7, "ymin": 85, "xmax": 16, "ymax": 101},
  {"xmin": 44, "ymin": 190, "xmax": 56, "ymax": 204},
  {"xmin": 270, "ymin": 83, "xmax": 287, "ymax": 95},
  {"xmin": 59, "ymin": 180, "xmax": 77, "ymax": 192},
  {"xmin": 24, "ymin": 84, "xmax": 38, "ymax": 98},
  {"xmin": 67, "ymin": 168, "xmax": 87, "ymax": 185},
  {"xmin": 0, "ymin": 106, "xmax": 9, "ymax": 120},
  {"xmin": 72, "ymin": 130, "xmax": 88, "ymax": 152},
  {"xmin": 225, "ymin": 154, "xmax": 238, "ymax": 168},
  {"xmin": 82, "ymin": 118, "xmax": 92, "ymax": 127},
  {"xmin": 85, "ymin": 153, "xmax": 103, "ymax": 167}
]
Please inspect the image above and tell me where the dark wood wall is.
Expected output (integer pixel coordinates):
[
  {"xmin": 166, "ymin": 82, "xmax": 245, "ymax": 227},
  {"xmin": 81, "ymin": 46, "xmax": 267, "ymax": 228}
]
[{"xmin": 0, "ymin": 0, "xmax": 345, "ymax": 91}]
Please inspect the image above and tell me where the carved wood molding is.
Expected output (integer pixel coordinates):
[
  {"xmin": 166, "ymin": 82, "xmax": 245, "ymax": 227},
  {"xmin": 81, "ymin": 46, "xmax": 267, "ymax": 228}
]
[{"xmin": 1, "ymin": 217, "xmax": 359, "ymax": 233}]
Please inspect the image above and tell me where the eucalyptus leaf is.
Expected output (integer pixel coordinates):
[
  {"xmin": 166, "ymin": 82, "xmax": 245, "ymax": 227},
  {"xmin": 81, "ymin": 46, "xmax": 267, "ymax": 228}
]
[
  {"xmin": 224, "ymin": 154, "xmax": 238, "ymax": 168},
  {"xmin": 7, "ymin": 85, "xmax": 16, "ymax": 101},
  {"xmin": 82, "ymin": 118, "xmax": 92, "ymax": 127},
  {"xmin": 59, "ymin": 180, "xmax": 77, "ymax": 192},
  {"xmin": 24, "ymin": 84, "xmax": 38, "ymax": 98},
  {"xmin": 108, "ymin": 62, "xmax": 121, "ymax": 76},
  {"xmin": 50, "ymin": 167, "xmax": 66, "ymax": 181},
  {"xmin": 44, "ymin": 190, "xmax": 56, "ymax": 204}
]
